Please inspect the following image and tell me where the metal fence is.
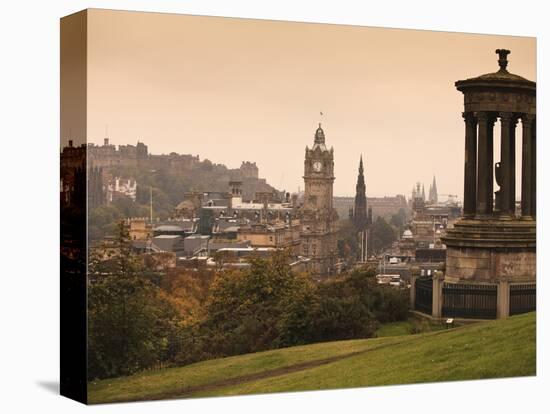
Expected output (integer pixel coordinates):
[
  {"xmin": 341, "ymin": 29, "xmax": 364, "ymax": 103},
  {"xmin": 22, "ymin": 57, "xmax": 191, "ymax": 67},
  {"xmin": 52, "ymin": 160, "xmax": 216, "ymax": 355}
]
[
  {"xmin": 415, "ymin": 276, "xmax": 433, "ymax": 314},
  {"xmin": 442, "ymin": 282, "xmax": 497, "ymax": 319},
  {"xmin": 509, "ymin": 284, "xmax": 536, "ymax": 316}
]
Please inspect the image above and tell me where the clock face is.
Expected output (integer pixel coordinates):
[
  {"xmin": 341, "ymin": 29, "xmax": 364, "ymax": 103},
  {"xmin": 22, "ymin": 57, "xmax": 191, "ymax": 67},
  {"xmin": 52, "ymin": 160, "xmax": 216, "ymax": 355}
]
[{"xmin": 313, "ymin": 161, "xmax": 323, "ymax": 172}]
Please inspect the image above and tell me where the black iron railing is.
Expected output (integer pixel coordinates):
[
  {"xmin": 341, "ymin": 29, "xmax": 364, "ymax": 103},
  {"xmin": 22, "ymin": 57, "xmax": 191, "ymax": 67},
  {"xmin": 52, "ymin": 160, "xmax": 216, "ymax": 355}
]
[
  {"xmin": 442, "ymin": 282, "xmax": 497, "ymax": 319},
  {"xmin": 509, "ymin": 284, "xmax": 536, "ymax": 316},
  {"xmin": 415, "ymin": 276, "xmax": 433, "ymax": 314}
]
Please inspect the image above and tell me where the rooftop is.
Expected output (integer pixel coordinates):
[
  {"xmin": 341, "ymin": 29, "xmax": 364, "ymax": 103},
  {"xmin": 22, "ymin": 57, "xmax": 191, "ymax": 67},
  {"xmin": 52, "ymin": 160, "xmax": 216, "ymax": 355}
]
[{"xmin": 456, "ymin": 49, "xmax": 535, "ymax": 91}]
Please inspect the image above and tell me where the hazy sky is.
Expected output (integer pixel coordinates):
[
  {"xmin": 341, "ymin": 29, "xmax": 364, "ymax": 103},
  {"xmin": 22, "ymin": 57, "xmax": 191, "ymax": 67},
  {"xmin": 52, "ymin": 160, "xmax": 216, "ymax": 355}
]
[{"xmin": 75, "ymin": 9, "xmax": 535, "ymax": 198}]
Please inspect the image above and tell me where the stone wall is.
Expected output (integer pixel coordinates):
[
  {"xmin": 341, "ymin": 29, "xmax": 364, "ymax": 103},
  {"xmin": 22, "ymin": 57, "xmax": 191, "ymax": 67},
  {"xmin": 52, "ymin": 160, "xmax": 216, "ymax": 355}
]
[{"xmin": 446, "ymin": 246, "xmax": 535, "ymax": 283}]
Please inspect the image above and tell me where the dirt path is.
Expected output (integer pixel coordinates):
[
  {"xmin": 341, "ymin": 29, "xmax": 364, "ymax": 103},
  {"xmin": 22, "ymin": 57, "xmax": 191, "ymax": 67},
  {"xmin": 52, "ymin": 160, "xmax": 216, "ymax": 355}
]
[
  {"xmin": 149, "ymin": 331, "xmax": 449, "ymax": 401},
  {"xmin": 107, "ymin": 326, "xmax": 468, "ymax": 403}
]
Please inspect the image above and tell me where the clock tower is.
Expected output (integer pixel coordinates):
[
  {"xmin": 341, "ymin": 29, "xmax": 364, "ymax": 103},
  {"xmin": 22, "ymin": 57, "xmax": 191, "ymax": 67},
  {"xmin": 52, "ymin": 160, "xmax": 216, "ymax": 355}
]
[{"xmin": 300, "ymin": 123, "xmax": 338, "ymax": 276}]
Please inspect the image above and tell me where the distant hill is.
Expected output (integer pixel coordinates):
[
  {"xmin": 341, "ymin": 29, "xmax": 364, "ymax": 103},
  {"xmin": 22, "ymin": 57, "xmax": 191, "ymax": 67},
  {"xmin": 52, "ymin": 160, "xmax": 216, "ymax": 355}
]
[
  {"xmin": 88, "ymin": 312, "xmax": 535, "ymax": 403},
  {"xmin": 62, "ymin": 141, "xmax": 279, "ymax": 205},
  {"xmin": 62, "ymin": 141, "xmax": 282, "ymax": 227}
]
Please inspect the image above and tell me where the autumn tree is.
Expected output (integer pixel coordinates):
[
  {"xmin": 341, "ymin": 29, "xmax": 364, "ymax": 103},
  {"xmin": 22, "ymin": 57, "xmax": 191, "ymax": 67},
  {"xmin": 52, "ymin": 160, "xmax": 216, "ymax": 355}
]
[
  {"xmin": 87, "ymin": 221, "xmax": 180, "ymax": 379},
  {"xmin": 175, "ymin": 250, "xmax": 316, "ymax": 362}
]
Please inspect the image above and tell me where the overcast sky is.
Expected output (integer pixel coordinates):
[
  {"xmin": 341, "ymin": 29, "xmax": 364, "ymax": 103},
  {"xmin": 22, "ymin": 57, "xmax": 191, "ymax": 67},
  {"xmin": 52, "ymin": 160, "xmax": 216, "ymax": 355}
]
[{"xmin": 67, "ymin": 9, "xmax": 536, "ymax": 198}]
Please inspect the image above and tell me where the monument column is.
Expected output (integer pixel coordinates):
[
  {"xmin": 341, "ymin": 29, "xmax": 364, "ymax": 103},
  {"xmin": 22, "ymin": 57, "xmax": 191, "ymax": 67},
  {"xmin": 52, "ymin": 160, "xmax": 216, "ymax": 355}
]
[
  {"xmin": 510, "ymin": 116, "xmax": 518, "ymax": 214},
  {"xmin": 463, "ymin": 112, "xmax": 477, "ymax": 218},
  {"xmin": 521, "ymin": 114, "xmax": 534, "ymax": 219},
  {"xmin": 477, "ymin": 112, "xmax": 495, "ymax": 217},
  {"xmin": 499, "ymin": 112, "xmax": 516, "ymax": 217}
]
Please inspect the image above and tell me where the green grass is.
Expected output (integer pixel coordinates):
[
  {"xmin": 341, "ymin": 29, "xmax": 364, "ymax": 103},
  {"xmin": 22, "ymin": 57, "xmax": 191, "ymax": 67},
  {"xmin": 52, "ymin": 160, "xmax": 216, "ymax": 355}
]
[
  {"xmin": 375, "ymin": 317, "xmax": 448, "ymax": 337},
  {"xmin": 375, "ymin": 320, "xmax": 414, "ymax": 337},
  {"xmin": 89, "ymin": 312, "xmax": 536, "ymax": 403},
  {"xmin": 88, "ymin": 335, "xmax": 405, "ymax": 404}
]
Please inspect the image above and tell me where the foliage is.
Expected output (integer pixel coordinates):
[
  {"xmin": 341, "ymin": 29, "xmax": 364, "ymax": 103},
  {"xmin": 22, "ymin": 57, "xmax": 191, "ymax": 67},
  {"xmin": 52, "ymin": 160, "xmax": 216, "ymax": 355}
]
[
  {"xmin": 158, "ymin": 268, "xmax": 215, "ymax": 326},
  {"xmin": 88, "ymin": 205, "xmax": 123, "ymax": 240},
  {"xmin": 174, "ymin": 259, "xmax": 409, "ymax": 365},
  {"xmin": 390, "ymin": 207, "xmax": 407, "ymax": 234},
  {"xmin": 337, "ymin": 219, "xmax": 360, "ymax": 260},
  {"xmin": 370, "ymin": 216, "xmax": 397, "ymax": 254},
  {"xmin": 86, "ymin": 226, "xmax": 409, "ymax": 380},
  {"xmin": 337, "ymin": 216, "xmax": 398, "ymax": 261},
  {"xmin": 181, "ymin": 251, "xmax": 317, "ymax": 362},
  {"xmin": 87, "ymin": 221, "xmax": 181, "ymax": 380}
]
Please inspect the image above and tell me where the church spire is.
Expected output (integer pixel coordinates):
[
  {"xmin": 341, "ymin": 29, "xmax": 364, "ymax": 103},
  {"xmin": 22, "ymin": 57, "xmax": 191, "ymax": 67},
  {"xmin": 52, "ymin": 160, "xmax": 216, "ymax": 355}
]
[
  {"xmin": 353, "ymin": 155, "xmax": 368, "ymax": 231},
  {"xmin": 431, "ymin": 175, "xmax": 438, "ymax": 203}
]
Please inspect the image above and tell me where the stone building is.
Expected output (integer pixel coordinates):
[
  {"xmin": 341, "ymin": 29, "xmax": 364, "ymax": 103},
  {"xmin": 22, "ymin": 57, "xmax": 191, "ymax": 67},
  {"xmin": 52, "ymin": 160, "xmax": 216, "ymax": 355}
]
[
  {"xmin": 237, "ymin": 221, "xmax": 301, "ymax": 251},
  {"xmin": 239, "ymin": 161, "xmax": 259, "ymax": 179},
  {"xmin": 350, "ymin": 156, "xmax": 372, "ymax": 261},
  {"xmin": 299, "ymin": 124, "xmax": 339, "ymax": 276},
  {"xmin": 333, "ymin": 195, "xmax": 408, "ymax": 221},
  {"xmin": 60, "ymin": 140, "xmax": 86, "ymax": 208},
  {"xmin": 127, "ymin": 218, "xmax": 152, "ymax": 241},
  {"xmin": 88, "ymin": 166, "xmax": 105, "ymax": 209},
  {"xmin": 413, "ymin": 49, "xmax": 536, "ymax": 320},
  {"xmin": 365, "ymin": 195, "xmax": 408, "ymax": 219},
  {"xmin": 87, "ymin": 138, "xmax": 149, "ymax": 169}
]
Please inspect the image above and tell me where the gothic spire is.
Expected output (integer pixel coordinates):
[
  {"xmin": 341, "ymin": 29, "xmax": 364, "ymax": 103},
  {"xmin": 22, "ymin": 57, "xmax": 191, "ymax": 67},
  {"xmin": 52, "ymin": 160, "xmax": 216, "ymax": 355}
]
[{"xmin": 353, "ymin": 156, "xmax": 368, "ymax": 231}]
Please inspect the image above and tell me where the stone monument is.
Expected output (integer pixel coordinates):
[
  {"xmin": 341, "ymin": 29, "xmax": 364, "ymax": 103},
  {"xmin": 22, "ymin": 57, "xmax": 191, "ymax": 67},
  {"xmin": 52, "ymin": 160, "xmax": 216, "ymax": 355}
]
[{"xmin": 441, "ymin": 49, "xmax": 536, "ymax": 319}]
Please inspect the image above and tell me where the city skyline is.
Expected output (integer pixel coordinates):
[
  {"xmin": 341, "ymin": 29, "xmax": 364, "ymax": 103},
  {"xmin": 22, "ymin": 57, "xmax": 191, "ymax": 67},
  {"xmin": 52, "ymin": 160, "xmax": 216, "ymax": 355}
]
[{"xmin": 62, "ymin": 9, "xmax": 536, "ymax": 198}]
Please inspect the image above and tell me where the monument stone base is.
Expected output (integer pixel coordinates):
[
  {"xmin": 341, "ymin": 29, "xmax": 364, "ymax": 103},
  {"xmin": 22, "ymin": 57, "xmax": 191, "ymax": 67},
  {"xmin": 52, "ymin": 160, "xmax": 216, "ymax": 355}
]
[{"xmin": 443, "ymin": 218, "xmax": 536, "ymax": 283}]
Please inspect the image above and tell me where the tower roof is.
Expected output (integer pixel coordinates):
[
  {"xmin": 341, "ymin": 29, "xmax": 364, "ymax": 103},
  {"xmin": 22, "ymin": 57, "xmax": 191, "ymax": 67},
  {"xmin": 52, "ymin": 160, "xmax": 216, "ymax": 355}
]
[
  {"xmin": 315, "ymin": 123, "xmax": 325, "ymax": 144},
  {"xmin": 456, "ymin": 49, "xmax": 535, "ymax": 92},
  {"xmin": 312, "ymin": 123, "xmax": 328, "ymax": 151}
]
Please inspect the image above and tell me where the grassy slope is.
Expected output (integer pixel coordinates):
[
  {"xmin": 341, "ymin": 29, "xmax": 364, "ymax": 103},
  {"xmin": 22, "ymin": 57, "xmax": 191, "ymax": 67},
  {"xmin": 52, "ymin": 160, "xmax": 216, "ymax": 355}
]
[
  {"xmin": 89, "ymin": 312, "xmax": 535, "ymax": 403},
  {"xmin": 88, "ymin": 335, "xmax": 406, "ymax": 404},
  {"xmin": 375, "ymin": 320, "xmax": 414, "ymax": 337},
  {"xmin": 375, "ymin": 318, "xmax": 446, "ymax": 337}
]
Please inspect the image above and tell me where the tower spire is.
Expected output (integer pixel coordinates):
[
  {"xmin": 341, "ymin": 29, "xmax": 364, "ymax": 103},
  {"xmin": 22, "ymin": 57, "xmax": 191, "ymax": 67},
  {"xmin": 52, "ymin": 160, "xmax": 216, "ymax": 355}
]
[
  {"xmin": 314, "ymin": 123, "xmax": 325, "ymax": 145},
  {"xmin": 431, "ymin": 175, "xmax": 438, "ymax": 203},
  {"xmin": 353, "ymin": 156, "xmax": 367, "ymax": 231}
]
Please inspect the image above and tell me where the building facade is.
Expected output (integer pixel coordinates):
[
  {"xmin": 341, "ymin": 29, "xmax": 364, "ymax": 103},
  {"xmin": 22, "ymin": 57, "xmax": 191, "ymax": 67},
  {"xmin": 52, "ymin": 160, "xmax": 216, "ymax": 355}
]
[{"xmin": 299, "ymin": 124, "xmax": 339, "ymax": 276}]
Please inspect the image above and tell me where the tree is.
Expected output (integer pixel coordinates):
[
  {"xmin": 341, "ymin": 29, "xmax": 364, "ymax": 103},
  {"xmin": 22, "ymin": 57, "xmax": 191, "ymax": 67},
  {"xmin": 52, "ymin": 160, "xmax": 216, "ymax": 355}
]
[
  {"xmin": 371, "ymin": 216, "xmax": 396, "ymax": 254},
  {"xmin": 174, "ymin": 256, "xmax": 409, "ymax": 366},
  {"xmin": 390, "ymin": 208, "xmax": 406, "ymax": 230},
  {"xmin": 87, "ymin": 221, "xmax": 180, "ymax": 379},
  {"xmin": 336, "ymin": 219, "xmax": 360, "ymax": 261},
  {"xmin": 306, "ymin": 268, "xmax": 379, "ymax": 342},
  {"xmin": 179, "ymin": 250, "xmax": 316, "ymax": 361},
  {"xmin": 88, "ymin": 205, "xmax": 123, "ymax": 240}
]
